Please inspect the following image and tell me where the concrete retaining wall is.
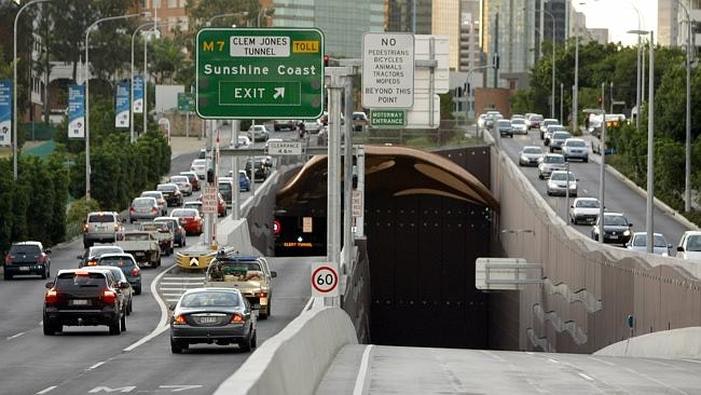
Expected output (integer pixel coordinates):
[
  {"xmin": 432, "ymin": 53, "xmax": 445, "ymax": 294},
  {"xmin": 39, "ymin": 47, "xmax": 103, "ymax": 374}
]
[
  {"xmin": 341, "ymin": 238, "xmax": 372, "ymax": 344},
  {"xmin": 213, "ymin": 307, "xmax": 358, "ymax": 395},
  {"xmin": 216, "ymin": 218, "xmax": 257, "ymax": 255},
  {"xmin": 594, "ymin": 326, "xmax": 701, "ymax": 360},
  {"xmin": 487, "ymin": 133, "xmax": 701, "ymax": 353}
]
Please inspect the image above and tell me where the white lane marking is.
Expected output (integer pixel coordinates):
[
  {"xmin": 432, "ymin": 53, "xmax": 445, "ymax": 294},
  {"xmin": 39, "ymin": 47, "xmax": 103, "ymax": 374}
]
[
  {"xmin": 7, "ymin": 331, "xmax": 25, "ymax": 340},
  {"xmin": 123, "ymin": 264, "xmax": 177, "ymax": 352},
  {"xmin": 35, "ymin": 386, "xmax": 57, "ymax": 394},
  {"xmin": 683, "ymin": 359, "xmax": 701, "ymax": 364},
  {"xmin": 588, "ymin": 356, "xmax": 616, "ymax": 367},
  {"xmin": 624, "ymin": 367, "xmax": 688, "ymax": 394},
  {"xmin": 87, "ymin": 361, "xmax": 105, "ymax": 370},
  {"xmin": 578, "ymin": 373, "xmax": 594, "ymax": 381},
  {"xmin": 547, "ymin": 358, "xmax": 559, "ymax": 364},
  {"xmin": 159, "ymin": 385, "xmax": 204, "ymax": 392},
  {"xmin": 352, "ymin": 345, "xmax": 375, "ymax": 395}
]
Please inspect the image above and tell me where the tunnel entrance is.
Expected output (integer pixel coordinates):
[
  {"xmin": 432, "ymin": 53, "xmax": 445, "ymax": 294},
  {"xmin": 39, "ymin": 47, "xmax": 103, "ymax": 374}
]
[{"xmin": 274, "ymin": 145, "xmax": 497, "ymax": 348}]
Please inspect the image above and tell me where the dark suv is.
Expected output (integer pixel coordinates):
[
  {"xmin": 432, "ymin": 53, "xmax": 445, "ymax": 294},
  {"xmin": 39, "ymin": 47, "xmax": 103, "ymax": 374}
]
[
  {"xmin": 43, "ymin": 269, "xmax": 129, "ymax": 335},
  {"xmin": 157, "ymin": 183, "xmax": 184, "ymax": 207},
  {"xmin": 245, "ymin": 159, "xmax": 270, "ymax": 182},
  {"xmin": 4, "ymin": 241, "xmax": 51, "ymax": 280},
  {"xmin": 96, "ymin": 253, "xmax": 143, "ymax": 295}
]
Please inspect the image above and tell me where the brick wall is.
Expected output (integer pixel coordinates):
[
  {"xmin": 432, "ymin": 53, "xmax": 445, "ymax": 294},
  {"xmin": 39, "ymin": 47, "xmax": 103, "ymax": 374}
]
[{"xmin": 475, "ymin": 88, "xmax": 513, "ymax": 118}]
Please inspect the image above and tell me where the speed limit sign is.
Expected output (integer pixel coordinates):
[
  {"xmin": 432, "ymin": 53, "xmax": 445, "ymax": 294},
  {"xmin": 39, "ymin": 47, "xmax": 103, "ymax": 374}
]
[{"xmin": 311, "ymin": 263, "xmax": 339, "ymax": 297}]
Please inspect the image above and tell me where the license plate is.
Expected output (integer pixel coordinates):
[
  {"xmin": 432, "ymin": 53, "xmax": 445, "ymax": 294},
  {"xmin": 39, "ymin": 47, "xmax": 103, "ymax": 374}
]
[
  {"xmin": 199, "ymin": 317, "xmax": 217, "ymax": 324},
  {"xmin": 19, "ymin": 266, "xmax": 29, "ymax": 271},
  {"xmin": 135, "ymin": 252, "xmax": 145, "ymax": 256},
  {"xmin": 70, "ymin": 299, "xmax": 89, "ymax": 306},
  {"xmin": 609, "ymin": 235, "xmax": 619, "ymax": 239}
]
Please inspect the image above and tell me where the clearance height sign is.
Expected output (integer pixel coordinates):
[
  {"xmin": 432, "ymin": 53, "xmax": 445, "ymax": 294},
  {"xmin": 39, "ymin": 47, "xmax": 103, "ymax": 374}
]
[{"xmin": 196, "ymin": 28, "xmax": 324, "ymax": 119}]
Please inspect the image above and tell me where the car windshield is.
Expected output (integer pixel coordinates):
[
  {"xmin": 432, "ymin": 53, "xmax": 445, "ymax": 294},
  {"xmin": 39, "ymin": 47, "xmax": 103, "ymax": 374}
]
[
  {"xmin": 566, "ymin": 140, "xmax": 586, "ymax": 147},
  {"xmin": 544, "ymin": 156, "xmax": 564, "ymax": 163},
  {"xmin": 604, "ymin": 215, "xmax": 628, "ymax": 226},
  {"xmin": 56, "ymin": 272, "xmax": 107, "ymax": 289},
  {"xmin": 172, "ymin": 209, "xmax": 197, "ymax": 217},
  {"xmin": 633, "ymin": 235, "xmax": 667, "ymax": 248},
  {"xmin": 531, "ymin": 115, "xmax": 543, "ymax": 121},
  {"xmin": 10, "ymin": 244, "xmax": 41, "ymax": 255},
  {"xmin": 219, "ymin": 183, "xmax": 232, "ymax": 192},
  {"xmin": 553, "ymin": 132, "xmax": 572, "ymax": 140},
  {"xmin": 171, "ymin": 176, "xmax": 188, "ymax": 183},
  {"xmin": 512, "ymin": 119, "xmax": 525, "ymax": 125},
  {"xmin": 124, "ymin": 233, "xmax": 150, "ymax": 241},
  {"xmin": 88, "ymin": 214, "xmax": 115, "ymax": 223},
  {"xmin": 497, "ymin": 120, "xmax": 510, "ymax": 127},
  {"xmin": 133, "ymin": 198, "xmax": 153, "ymax": 207},
  {"xmin": 180, "ymin": 291, "xmax": 240, "ymax": 308},
  {"xmin": 551, "ymin": 172, "xmax": 575, "ymax": 181},
  {"xmin": 192, "ymin": 160, "xmax": 206, "ymax": 166},
  {"xmin": 90, "ymin": 246, "xmax": 122, "ymax": 257},
  {"xmin": 157, "ymin": 185, "xmax": 177, "ymax": 192},
  {"xmin": 154, "ymin": 219, "xmax": 176, "ymax": 230},
  {"xmin": 523, "ymin": 147, "xmax": 542, "ymax": 154},
  {"xmin": 98, "ymin": 256, "xmax": 135, "ymax": 268},
  {"xmin": 685, "ymin": 235, "xmax": 701, "ymax": 251},
  {"xmin": 142, "ymin": 192, "xmax": 160, "ymax": 199},
  {"xmin": 576, "ymin": 200, "xmax": 599, "ymax": 208}
]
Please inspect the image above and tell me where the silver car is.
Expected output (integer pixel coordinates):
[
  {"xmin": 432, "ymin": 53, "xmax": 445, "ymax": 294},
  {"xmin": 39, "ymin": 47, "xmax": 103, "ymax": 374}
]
[
  {"xmin": 539, "ymin": 118, "xmax": 559, "ymax": 139},
  {"xmin": 169, "ymin": 288, "xmax": 257, "ymax": 353},
  {"xmin": 140, "ymin": 191, "xmax": 167, "ymax": 216},
  {"xmin": 546, "ymin": 170, "xmax": 577, "ymax": 197},
  {"xmin": 549, "ymin": 131, "xmax": 573, "ymax": 152},
  {"xmin": 626, "ymin": 232, "xmax": 672, "ymax": 256},
  {"xmin": 562, "ymin": 138, "xmax": 589, "ymax": 162},
  {"xmin": 83, "ymin": 211, "xmax": 124, "ymax": 248},
  {"xmin": 518, "ymin": 145, "xmax": 544, "ymax": 166},
  {"xmin": 544, "ymin": 124, "xmax": 567, "ymax": 145},
  {"xmin": 568, "ymin": 197, "xmax": 601, "ymax": 225},
  {"xmin": 538, "ymin": 153, "xmax": 567, "ymax": 179},
  {"xmin": 129, "ymin": 197, "xmax": 160, "ymax": 223},
  {"xmin": 169, "ymin": 175, "xmax": 193, "ymax": 196},
  {"xmin": 511, "ymin": 118, "xmax": 528, "ymax": 134}
]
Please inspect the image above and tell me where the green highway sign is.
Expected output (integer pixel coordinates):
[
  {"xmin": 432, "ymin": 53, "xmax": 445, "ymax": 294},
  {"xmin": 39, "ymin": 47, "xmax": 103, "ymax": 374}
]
[
  {"xmin": 177, "ymin": 92, "xmax": 195, "ymax": 112},
  {"xmin": 370, "ymin": 110, "xmax": 406, "ymax": 128},
  {"xmin": 196, "ymin": 28, "xmax": 324, "ymax": 119}
]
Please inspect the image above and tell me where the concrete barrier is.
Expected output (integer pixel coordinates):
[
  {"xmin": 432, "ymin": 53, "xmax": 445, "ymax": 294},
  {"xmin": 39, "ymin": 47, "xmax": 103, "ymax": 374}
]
[
  {"xmin": 213, "ymin": 307, "xmax": 358, "ymax": 395},
  {"xmin": 594, "ymin": 326, "xmax": 701, "ymax": 360},
  {"xmin": 215, "ymin": 217, "xmax": 258, "ymax": 256}
]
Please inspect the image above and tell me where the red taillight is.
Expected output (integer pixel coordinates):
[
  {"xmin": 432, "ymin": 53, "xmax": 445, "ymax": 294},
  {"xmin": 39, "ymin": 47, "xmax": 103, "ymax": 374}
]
[
  {"xmin": 257, "ymin": 291, "xmax": 268, "ymax": 298},
  {"xmin": 87, "ymin": 260, "xmax": 97, "ymax": 266},
  {"xmin": 102, "ymin": 290, "xmax": 117, "ymax": 304},
  {"xmin": 130, "ymin": 267, "xmax": 140, "ymax": 277},
  {"xmin": 38, "ymin": 255, "xmax": 47, "ymax": 264},
  {"xmin": 45, "ymin": 289, "xmax": 59, "ymax": 305},
  {"xmin": 230, "ymin": 313, "xmax": 245, "ymax": 324},
  {"xmin": 152, "ymin": 207, "xmax": 158, "ymax": 213},
  {"xmin": 129, "ymin": 207, "xmax": 136, "ymax": 213},
  {"xmin": 173, "ymin": 314, "xmax": 187, "ymax": 325}
]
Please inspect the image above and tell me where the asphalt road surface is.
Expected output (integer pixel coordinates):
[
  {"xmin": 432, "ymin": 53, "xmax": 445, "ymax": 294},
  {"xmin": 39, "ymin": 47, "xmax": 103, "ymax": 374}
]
[
  {"xmin": 0, "ymin": 129, "xmax": 315, "ymax": 395},
  {"xmin": 499, "ymin": 129, "xmax": 690, "ymax": 249}
]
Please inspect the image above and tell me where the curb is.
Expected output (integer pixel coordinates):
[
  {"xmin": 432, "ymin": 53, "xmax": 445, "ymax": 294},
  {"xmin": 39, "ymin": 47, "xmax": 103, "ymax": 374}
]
[{"xmin": 589, "ymin": 153, "xmax": 699, "ymax": 231}]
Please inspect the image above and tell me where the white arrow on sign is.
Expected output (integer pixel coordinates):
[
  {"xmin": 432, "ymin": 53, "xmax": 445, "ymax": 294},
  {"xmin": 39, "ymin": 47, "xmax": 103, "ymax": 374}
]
[
  {"xmin": 273, "ymin": 87, "xmax": 285, "ymax": 99},
  {"xmin": 189, "ymin": 257, "xmax": 199, "ymax": 267}
]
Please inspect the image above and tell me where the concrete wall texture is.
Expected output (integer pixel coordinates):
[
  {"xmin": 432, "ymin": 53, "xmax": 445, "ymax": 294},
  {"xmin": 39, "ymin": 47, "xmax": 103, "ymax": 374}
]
[{"xmin": 490, "ymin": 143, "xmax": 701, "ymax": 353}]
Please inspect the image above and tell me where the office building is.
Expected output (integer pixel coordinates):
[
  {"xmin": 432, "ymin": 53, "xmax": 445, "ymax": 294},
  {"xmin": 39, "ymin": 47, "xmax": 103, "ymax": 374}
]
[
  {"xmin": 674, "ymin": 0, "xmax": 701, "ymax": 49},
  {"xmin": 141, "ymin": 0, "xmax": 189, "ymax": 33},
  {"xmin": 459, "ymin": 0, "xmax": 482, "ymax": 72},
  {"xmin": 586, "ymin": 28, "xmax": 608, "ymax": 45},
  {"xmin": 385, "ymin": 0, "xmax": 432, "ymax": 33},
  {"xmin": 432, "ymin": 0, "xmax": 461, "ymax": 70},
  {"xmin": 534, "ymin": 0, "xmax": 567, "ymax": 59},
  {"xmin": 272, "ymin": 0, "xmax": 385, "ymax": 58},
  {"xmin": 659, "ymin": 0, "xmax": 679, "ymax": 46}
]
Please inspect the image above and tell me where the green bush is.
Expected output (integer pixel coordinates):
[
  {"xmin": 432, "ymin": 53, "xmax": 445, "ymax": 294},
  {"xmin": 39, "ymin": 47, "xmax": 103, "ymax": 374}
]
[{"xmin": 66, "ymin": 197, "xmax": 101, "ymax": 239}]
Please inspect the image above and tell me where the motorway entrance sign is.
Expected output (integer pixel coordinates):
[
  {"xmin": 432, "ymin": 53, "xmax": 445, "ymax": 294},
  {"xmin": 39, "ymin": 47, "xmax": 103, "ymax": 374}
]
[
  {"xmin": 369, "ymin": 109, "xmax": 406, "ymax": 128},
  {"xmin": 196, "ymin": 28, "xmax": 324, "ymax": 119}
]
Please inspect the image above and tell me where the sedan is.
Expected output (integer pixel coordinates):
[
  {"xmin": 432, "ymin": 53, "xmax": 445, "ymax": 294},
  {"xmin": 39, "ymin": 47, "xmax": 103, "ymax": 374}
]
[
  {"xmin": 549, "ymin": 131, "xmax": 573, "ymax": 153},
  {"xmin": 543, "ymin": 125, "xmax": 566, "ymax": 145},
  {"xmin": 95, "ymin": 253, "xmax": 142, "ymax": 295},
  {"xmin": 538, "ymin": 153, "xmax": 567, "ymax": 179},
  {"xmin": 518, "ymin": 146, "xmax": 544, "ymax": 167},
  {"xmin": 129, "ymin": 197, "xmax": 160, "ymax": 223},
  {"xmin": 154, "ymin": 217, "xmax": 187, "ymax": 248},
  {"xmin": 496, "ymin": 119, "xmax": 513, "ymax": 138},
  {"xmin": 4, "ymin": 241, "xmax": 51, "ymax": 280},
  {"xmin": 170, "ymin": 175, "xmax": 193, "ymax": 196},
  {"xmin": 562, "ymin": 138, "xmax": 589, "ymax": 162},
  {"xmin": 78, "ymin": 245, "xmax": 125, "ymax": 267},
  {"xmin": 569, "ymin": 197, "xmax": 601, "ymax": 225},
  {"xmin": 140, "ymin": 191, "xmax": 168, "ymax": 216},
  {"xmin": 179, "ymin": 171, "xmax": 201, "ymax": 191},
  {"xmin": 190, "ymin": 159, "xmax": 208, "ymax": 180},
  {"xmin": 546, "ymin": 170, "xmax": 577, "ymax": 197},
  {"xmin": 171, "ymin": 208, "xmax": 204, "ymax": 236},
  {"xmin": 84, "ymin": 266, "xmax": 134, "ymax": 315},
  {"xmin": 157, "ymin": 183, "xmax": 184, "ymax": 207},
  {"xmin": 539, "ymin": 118, "xmax": 559, "ymax": 139},
  {"xmin": 169, "ymin": 288, "xmax": 257, "ymax": 353},
  {"xmin": 511, "ymin": 118, "xmax": 528, "ymax": 135},
  {"xmin": 591, "ymin": 212, "xmax": 633, "ymax": 245},
  {"xmin": 626, "ymin": 232, "xmax": 672, "ymax": 256}
]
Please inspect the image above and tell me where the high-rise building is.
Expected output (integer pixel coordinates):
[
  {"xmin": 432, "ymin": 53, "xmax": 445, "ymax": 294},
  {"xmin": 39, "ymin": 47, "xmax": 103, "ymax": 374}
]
[
  {"xmin": 385, "ymin": 0, "xmax": 432, "ymax": 33},
  {"xmin": 459, "ymin": 0, "xmax": 482, "ymax": 72},
  {"xmin": 673, "ymin": 0, "xmax": 701, "ymax": 49},
  {"xmin": 534, "ymin": 0, "xmax": 567, "ymax": 58},
  {"xmin": 432, "ymin": 0, "xmax": 461, "ymax": 70},
  {"xmin": 141, "ymin": 0, "xmax": 189, "ymax": 33},
  {"xmin": 586, "ymin": 28, "xmax": 608, "ymax": 45},
  {"xmin": 659, "ymin": 0, "xmax": 679, "ymax": 47},
  {"xmin": 272, "ymin": 0, "xmax": 385, "ymax": 58}
]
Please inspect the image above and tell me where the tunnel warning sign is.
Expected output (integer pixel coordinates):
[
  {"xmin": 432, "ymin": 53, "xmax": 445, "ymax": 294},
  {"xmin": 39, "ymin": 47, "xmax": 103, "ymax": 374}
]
[{"xmin": 362, "ymin": 33, "xmax": 414, "ymax": 109}]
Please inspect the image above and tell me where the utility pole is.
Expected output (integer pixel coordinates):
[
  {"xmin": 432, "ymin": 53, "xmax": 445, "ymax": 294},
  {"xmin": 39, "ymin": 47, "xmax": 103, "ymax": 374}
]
[
  {"xmin": 646, "ymin": 31, "xmax": 655, "ymax": 254},
  {"xmin": 493, "ymin": 12, "xmax": 499, "ymax": 88}
]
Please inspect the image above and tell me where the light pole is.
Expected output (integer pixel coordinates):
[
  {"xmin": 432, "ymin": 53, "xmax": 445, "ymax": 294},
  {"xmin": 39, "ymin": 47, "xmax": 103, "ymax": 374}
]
[
  {"xmin": 131, "ymin": 21, "xmax": 154, "ymax": 144},
  {"xmin": 560, "ymin": 82, "xmax": 564, "ymax": 122},
  {"xmin": 12, "ymin": 0, "xmax": 51, "ymax": 180},
  {"xmin": 544, "ymin": 10, "xmax": 556, "ymax": 119},
  {"xmin": 584, "ymin": 104, "xmax": 606, "ymax": 243},
  {"xmin": 207, "ymin": 12, "xmax": 248, "ymax": 26},
  {"xmin": 678, "ymin": 1, "xmax": 693, "ymax": 212},
  {"xmin": 572, "ymin": 12, "xmax": 579, "ymax": 133},
  {"xmin": 84, "ymin": 12, "xmax": 145, "ymax": 199}
]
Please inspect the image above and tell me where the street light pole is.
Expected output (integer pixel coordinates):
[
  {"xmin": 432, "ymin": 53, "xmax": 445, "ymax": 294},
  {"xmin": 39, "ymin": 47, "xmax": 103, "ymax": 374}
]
[
  {"xmin": 12, "ymin": 0, "xmax": 51, "ymax": 180},
  {"xmin": 131, "ymin": 21, "xmax": 154, "ymax": 144},
  {"xmin": 84, "ymin": 12, "xmax": 144, "ymax": 199},
  {"xmin": 678, "ymin": 1, "xmax": 693, "ymax": 212},
  {"xmin": 573, "ymin": 19, "xmax": 579, "ymax": 133},
  {"xmin": 544, "ymin": 10, "xmax": 556, "ymax": 119},
  {"xmin": 207, "ymin": 12, "xmax": 248, "ymax": 26},
  {"xmin": 646, "ymin": 30, "xmax": 655, "ymax": 253}
]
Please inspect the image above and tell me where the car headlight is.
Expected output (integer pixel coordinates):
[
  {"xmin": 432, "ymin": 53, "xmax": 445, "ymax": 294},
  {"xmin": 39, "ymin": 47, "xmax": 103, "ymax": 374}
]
[{"xmin": 623, "ymin": 230, "xmax": 630, "ymax": 236}]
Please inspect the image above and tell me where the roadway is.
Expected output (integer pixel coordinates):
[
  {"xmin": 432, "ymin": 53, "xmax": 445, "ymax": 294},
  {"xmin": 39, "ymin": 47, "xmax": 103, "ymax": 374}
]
[
  {"xmin": 0, "ymin": 129, "xmax": 313, "ymax": 395},
  {"xmin": 498, "ymin": 129, "xmax": 690, "ymax": 248},
  {"xmin": 318, "ymin": 344, "xmax": 701, "ymax": 394}
]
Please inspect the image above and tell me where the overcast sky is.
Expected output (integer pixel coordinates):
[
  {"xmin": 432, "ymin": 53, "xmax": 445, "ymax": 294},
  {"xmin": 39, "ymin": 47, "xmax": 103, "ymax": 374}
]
[{"xmin": 574, "ymin": 0, "xmax": 658, "ymax": 45}]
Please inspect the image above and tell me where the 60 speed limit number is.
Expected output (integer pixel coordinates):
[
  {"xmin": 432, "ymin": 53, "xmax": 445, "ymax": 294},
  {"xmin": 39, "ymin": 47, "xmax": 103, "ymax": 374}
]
[{"xmin": 311, "ymin": 263, "xmax": 339, "ymax": 297}]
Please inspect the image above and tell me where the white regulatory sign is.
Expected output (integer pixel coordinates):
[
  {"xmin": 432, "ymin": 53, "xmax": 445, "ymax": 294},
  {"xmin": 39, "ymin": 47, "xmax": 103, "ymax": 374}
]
[
  {"xmin": 362, "ymin": 33, "xmax": 415, "ymax": 109},
  {"xmin": 352, "ymin": 190, "xmax": 363, "ymax": 218},
  {"xmin": 311, "ymin": 263, "xmax": 339, "ymax": 297},
  {"xmin": 268, "ymin": 140, "xmax": 303, "ymax": 155},
  {"xmin": 202, "ymin": 186, "xmax": 218, "ymax": 214}
]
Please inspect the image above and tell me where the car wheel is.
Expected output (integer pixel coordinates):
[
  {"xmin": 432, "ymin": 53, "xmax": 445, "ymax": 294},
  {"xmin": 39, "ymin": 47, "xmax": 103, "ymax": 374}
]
[
  {"xmin": 43, "ymin": 317, "xmax": 58, "ymax": 336},
  {"xmin": 171, "ymin": 338, "xmax": 187, "ymax": 354},
  {"xmin": 584, "ymin": 157, "xmax": 589, "ymax": 163},
  {"xmin": 169, "ymin": 247, "xmax": 174, "ymax": 256},
  {"xmin": 155, "ymin": 258, "xmax": 161, "ymax": 268},
  {"xmin": 239, "ymin": 332, "xmax": 253, "ymax": 352},
  {"xmin": 251, "ymin": 330, "xmax": 257, "ymax": 349},
  {"xmin": 3, "ymin": 271, "xmax": 12, "ymax": 280},
  {"xmin": 134, "ymin": 286, "xmax": 142, "ymax": 296},
  {"xmin": 120, "ymin": 313, "xmax": 127, "ymax": 332},
  {"xmin": 41, "ymin": 265, "xmax": 47, "ymax": 280},
  {"xmin": 109, "ymin": 316, "xmax": 121, "ymax": 335},
  {"xmin": 538, "ymin": 174, "xmax": 543, "ymax": 180}
]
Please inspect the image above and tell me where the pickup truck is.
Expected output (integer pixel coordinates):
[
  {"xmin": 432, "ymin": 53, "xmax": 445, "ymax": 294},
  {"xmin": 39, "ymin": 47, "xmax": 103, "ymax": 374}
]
[
  {"xmin": 138, "ymin": 222, "xmax": 174, "ymax": 256},
  {"xmin": 204, "ymin": 255, "xmax": 277, "ymax": 319},
  {"xmin": 116, "ymin": 231, "xmax": 161, "ymax": 267}
]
